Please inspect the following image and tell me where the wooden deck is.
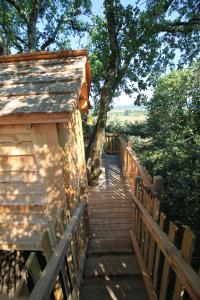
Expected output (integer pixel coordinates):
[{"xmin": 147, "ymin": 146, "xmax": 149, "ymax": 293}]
[
  {"xmin": 88, "ymin": 154, "xmax": 133, "ymax": 241},
  {"xmin": 80, "ymin": 155, "xmax": 148, "ymax": 300}
]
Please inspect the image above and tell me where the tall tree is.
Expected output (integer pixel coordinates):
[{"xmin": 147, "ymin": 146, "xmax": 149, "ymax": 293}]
[
  {"xmin": 0, "ymin": 0, "xmax": 91, "ymax": 52},
  {"xmin": 134, "ymin": 62, "xmax": 200, "ymax": 232},
  {"xmin": 89, "ymin": 0, "xmax": 200, "ymax": 185}
]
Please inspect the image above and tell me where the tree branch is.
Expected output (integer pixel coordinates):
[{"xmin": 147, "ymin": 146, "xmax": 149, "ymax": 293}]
[
  {"xmin": 40, "ymin": 14, "xmax": 66, "ymax": 50},
  {"xmin": 157, "ymin": 16, "xmax": 200, "ymax": 34},
  {"xmin": 4, "ymin": 0, "xmax": 29, "ymax": 24},
  {"xmin": 104, "ymin": 0, "xmax": 120, "ymax": 70}
]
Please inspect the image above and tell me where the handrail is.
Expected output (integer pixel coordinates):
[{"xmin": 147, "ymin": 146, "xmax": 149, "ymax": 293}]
[
  {"xmin": 84, "ymin": 132, "xmax": 119, "ymax": 154},
  {"xmin": 132, "ymin": 194, "xmax": 200, "ymax": 300},
  {"xmin": 118, "ymin": 137, "xmax": 158, "ymax": 196},
  {"xmin": 14, "ymin": 202, "xmax": 88, "ymax": 299},
  {"xmin": 119, "ymin": 138, "xmax": 200, "ymax": 300},
  {"xmin": 29, "ymin": 203, "xmax": 86, "ymax": 300}
]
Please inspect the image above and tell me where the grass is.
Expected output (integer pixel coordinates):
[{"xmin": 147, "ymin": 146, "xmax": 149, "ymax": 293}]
[{"xmin": 107, "ymin": 108, "xmax": 146, "ymax": 124}]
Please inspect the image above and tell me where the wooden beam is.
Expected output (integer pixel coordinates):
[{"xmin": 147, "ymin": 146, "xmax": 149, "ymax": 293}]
[
  {"xmin": 0, "ymin": 50, "xmax": 88, "ymax": 63},
  {"xmin": 0, "ymin": 112, "xmax": 69, "ymax": 125}
]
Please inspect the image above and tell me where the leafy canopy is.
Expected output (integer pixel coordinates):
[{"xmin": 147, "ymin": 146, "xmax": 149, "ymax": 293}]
[
  {"xmin": 132, "ymin": 62, "xmax": 200, "ymax": 231},
  {"xmin": 89, "ymin": 0, "xmax": 200, "ymax": 108},
  {"xmin": 0, "ymin": 0, "xmax": 91, "ymax": 52}
]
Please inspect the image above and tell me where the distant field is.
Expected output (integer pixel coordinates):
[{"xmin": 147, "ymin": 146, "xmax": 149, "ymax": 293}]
[{"xmin": 107, "ymin": 109, "xmax": 146, "ymax": 124}]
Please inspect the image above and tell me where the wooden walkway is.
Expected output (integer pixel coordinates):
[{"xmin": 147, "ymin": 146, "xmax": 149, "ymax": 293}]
[
  {"xmin": 80, "ymin": 155, "xmax": 148, "ymax": 300},
  {"xmin": 88, "ymin": 154, "xmax": 133, "ymax": 241}
]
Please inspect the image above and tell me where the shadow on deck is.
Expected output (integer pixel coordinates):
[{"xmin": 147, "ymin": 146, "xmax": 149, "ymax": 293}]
[{"xmin": 80, "ymin": 155, "xmax": 148, "ymax": 300}]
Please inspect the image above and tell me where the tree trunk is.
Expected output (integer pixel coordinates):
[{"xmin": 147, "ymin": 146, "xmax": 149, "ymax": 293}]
[
  {"xmin": 27, "ymin": 1, "xmax": 40, "ymax": 52},
  {"xmin": 27, "ymin": 23, "xmax": 37, "ymax": 52},
  {"xmin": 89, "ymin": 85, "xmax": 110, "ymax": 186}
]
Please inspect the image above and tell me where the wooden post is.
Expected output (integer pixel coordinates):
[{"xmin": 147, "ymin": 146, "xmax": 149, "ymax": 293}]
[
  {"xmin": 147, "ymin": 198, "xmax": 160, "ymax": 276},
  {"xmin": 153, "ymin": 213, "xmax": 166, "ymax": 289},
  {"xmin": 153, "ymin": 176, "xmax": 164, "ymax": 198},
  {"xmin": 172, "ymin": 227, "xmax": 195, "ymax": 300},
  {"xmin": 159, "ymin": 222, "xmax": 178, "ymax": 300}
]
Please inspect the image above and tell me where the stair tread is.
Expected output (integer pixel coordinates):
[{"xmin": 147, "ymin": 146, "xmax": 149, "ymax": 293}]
[
  {"xmin": 84, "ymin": 255, "xmax": 140, "ymax": 277},
  {"xmin": 88, "ymin": 238, "xmax": 132, "ymax": 254},
  {"xmin": 83, "ymin": 276, "xmax": 145, "ymax": 287},
  {"xmin": 80, "ymin": 278, "xmax": 148, "ymax": 300}
]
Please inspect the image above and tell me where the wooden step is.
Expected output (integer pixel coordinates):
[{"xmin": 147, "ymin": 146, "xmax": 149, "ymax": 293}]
[
  {"xmin": 90, "ymin": 230, "xmax": 130, "ymax": 239},
  {"xmin": 90, "ymin": 223, "xmax": 131, "ymax": 231},
  {"xmin": 84, "ymin": 255, "xmax": 140, "ymax": 277},
  {"xmin": 80, "ymin": 277, "xmax": 148, "ymax": 300},
  {"xmin": 89, "ymin": 218, "xmax": 132, "ymax": 225},
  {"xmin": 89, "ymin": 203, "xmax": 132, "ymax": 209},
  {"xmin": 87, "ymin": 238, "xmax": 132, "ymax": 255},
  {"xmin": 89, "ymin": 212, "xmax": 132, "ymax": 219},
  {"xmin": 89, "ymin": 199, "xmax": 132, "ymax": 205},
  {"xmin": 90, "ymin": 207, "xmax": 132, "ymax": 213}
]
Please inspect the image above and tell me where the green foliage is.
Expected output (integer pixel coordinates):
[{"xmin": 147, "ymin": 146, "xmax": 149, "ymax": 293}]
[
  {"xmin": 88, "ymin": 0, "xmax": 200, "ymax": 110},
  {"xmin": 130, "ymin": 63, "xmax": 200, "ymax": 240},
  {"xmin": 0, "ymin": 0, "xmax": 91, "ymax": 52}
]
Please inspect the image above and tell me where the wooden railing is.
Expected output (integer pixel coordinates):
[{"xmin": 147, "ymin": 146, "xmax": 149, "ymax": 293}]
[
  {"xmin": 15, "ymin": 202, "xmax": 89, "ymax": 300},
  {"xmin": 119, "ymin": 138, "xmax": 200, "ymax": 300},
  {"xmin": 84, "ymin": 132, "xmax": 119, "ymax": 154}
]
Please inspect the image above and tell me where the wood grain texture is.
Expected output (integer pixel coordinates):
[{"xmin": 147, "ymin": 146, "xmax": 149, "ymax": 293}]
[{"xmin": 0, "ymin": 50, "xmax": 91, "ymax": 118}]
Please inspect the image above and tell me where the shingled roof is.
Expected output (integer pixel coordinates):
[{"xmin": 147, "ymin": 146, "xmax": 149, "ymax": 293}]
[{"xmin": 0, "ymin": 50, "xmax": 91, "ymax": 119}]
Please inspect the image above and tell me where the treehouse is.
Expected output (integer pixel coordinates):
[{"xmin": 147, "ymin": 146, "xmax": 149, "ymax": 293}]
[{"xmin": 0, "ymin": 50, "xmax": 91, "ymax": 250}]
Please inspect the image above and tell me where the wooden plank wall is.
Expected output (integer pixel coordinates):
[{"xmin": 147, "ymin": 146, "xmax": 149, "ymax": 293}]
[
  {"xmin": 0, "ymin": 112, "xmax": 87, "ymax": 250},
  {"xmin": 0, "ymin": 123, "xmax": 67, "ymax": 249},
  {"xmin": 0, "ymin": 124, "xmax": 47, "ymax": 249},
  {"xmin": 57, "ymin": 110, "xmax": 87, "ymax": 213}
]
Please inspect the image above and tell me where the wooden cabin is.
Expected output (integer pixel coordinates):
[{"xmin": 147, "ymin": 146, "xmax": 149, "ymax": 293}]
[{"xmin": 0, "ymin": 50, "xmax": 91, "ymax": 250}]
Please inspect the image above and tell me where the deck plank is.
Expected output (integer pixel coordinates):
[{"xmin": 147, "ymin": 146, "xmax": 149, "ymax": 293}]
[{"xmin": 88, "ymin": 155, "xmax": 133, "ymax": 241}]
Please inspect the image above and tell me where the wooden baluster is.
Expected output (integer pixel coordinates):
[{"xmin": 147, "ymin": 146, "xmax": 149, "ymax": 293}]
[
  {"xmin": 112, "ymin": 135, "xmax": 115, "ymax": 152},
  {"xmin": 61, "ymin": 208, "xmax": 70, "ymax": 230},
  {"xmin": 144, "ymin": 191, "xmax": 151, "ymax": 264},
  {"xmin": 149, "ymin": 195, "xmax": 154, "ymax": 217},
  {"xmin": 42, "ymin": 230, "xmax": 69, "ymax": 299},
  {"xmin": 134, "ymin": 205, "xmax": 138, "ymax": 239},
  {"xmin": 137, "ymin": 211, "xmax": 142, "ymax": 247},
  {"xmin": 129, "ymin": 152, "xmax": 131, "ymax": 176},
  {"xmin": 55, "ymin": 218, "xmax": 64, "ymax": 241},
  {"xmin": 126, "ymin": 148, "xmax": 129, "ymax": 173},
  {"xmin": 148, "ymin": 198, "xmax": 160, "ymax": 276},
  {"xmin": 132, "ymin": 202, "xmax": 136, "ymax": 235},
  {"xmin": 15, "ymin": 279, "xmax": 30, "ymax": 298},
  {"xmin": 159, "ymin": 222, "xmax": 178, "ymax": 300},
  {"xmin": 135, "ymin": 176, "xmax": 141, "ymax": 198},
  {"xmin": 172, "ymin": 227, "xmax": 195, "ymax": 300},
  {"xmin": 153, "ymin": 213, "xmax": 166, "ymax": 290},
  {"xmin": 42, "ymin": 231, "xmax": 53, "ymax": 261},
  {"xmin": 25, "ymin": 252, "xmax": 42, "ymax": 284}
]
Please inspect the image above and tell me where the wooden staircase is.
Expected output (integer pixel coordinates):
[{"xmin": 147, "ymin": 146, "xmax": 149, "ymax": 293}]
[
  {"xmin": 80, "ymin": 239, "xmax": 148, "ymax": 300},
  {"xmin": 80, "ymin": 155, "xmax": 148, "ymax": 299}
]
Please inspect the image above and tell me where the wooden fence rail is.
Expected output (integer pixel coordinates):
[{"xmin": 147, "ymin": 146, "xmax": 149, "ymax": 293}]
[
  {"xmin": 118, "ymin": 138, "xmax": 200, "ymax": 300},
  {"xmin": 15, "ymin": 202, "xmax": 89, "ymax": 300},
  {"xmin": 84, "ymin": 132, "xmax": 119, "ymax": 154}
]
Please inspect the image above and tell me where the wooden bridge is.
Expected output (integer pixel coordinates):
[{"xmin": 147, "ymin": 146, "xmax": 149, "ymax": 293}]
[{"xmin": 14, "ymin": 134, "xmax": 200, "ymax": 300}]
